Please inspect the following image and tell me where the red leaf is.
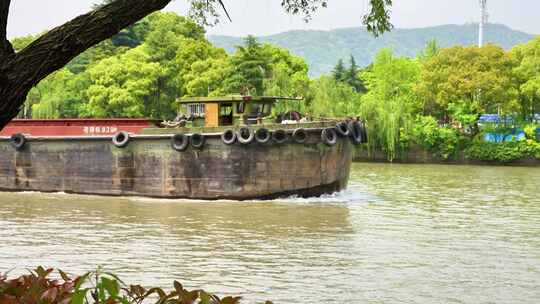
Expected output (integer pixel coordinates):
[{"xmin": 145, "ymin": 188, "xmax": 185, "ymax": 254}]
[{"xmin": 40, "ymin": 287, "xmax": 58, "ymax": 303}]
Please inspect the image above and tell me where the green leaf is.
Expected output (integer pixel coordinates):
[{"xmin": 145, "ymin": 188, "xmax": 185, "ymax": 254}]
[
  {"xmin": 221, "ymin": 296, "xmax": 242, "ymax": 304},
  {"xmin": 74, "ymin": 272, "xmax": 90, "ymax": 290},
  {"xmin": 101, "ymin": 277, "xmax": 120, "ymax": 297},
  {"xmin": 70, "ymin": 288, "xmax": 89, "ymax": 304},
  {"xmin": 104, "ymin": 272, "xmax": 126, "ymax": 286},
  {"xmin": 200, "ymin": 291, "xmax": 211, "ymax": 304},
  {"xmin": 59, "ymin": 270, "xmax": 71, "ymax": 282}
]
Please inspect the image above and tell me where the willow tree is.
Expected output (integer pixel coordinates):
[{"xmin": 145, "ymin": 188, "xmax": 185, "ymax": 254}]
[
  {"xmin": 0, "ymin": 0, "xmax": 393, "ymax": 130},
  {"xmin": 360, "ymin": 49, "xmax": 420, "ymax": 161}
]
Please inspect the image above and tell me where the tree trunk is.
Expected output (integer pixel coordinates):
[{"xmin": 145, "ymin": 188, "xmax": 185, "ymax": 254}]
[
  {"xmin": 0, "ymin": 0, "xmax": 172, "ymax": 130},
  {"xmin": 0, "ymin": 0, "xmax": 11, "ymax": 56}
]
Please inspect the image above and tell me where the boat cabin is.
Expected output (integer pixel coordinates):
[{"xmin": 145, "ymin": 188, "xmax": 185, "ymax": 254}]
[{"xmin": 177, "ymin": 96, "xmax": 301, "ymax": 127}]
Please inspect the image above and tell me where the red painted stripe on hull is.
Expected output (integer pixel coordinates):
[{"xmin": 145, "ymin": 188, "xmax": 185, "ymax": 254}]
[{"xmin": 0, "ymin": 119, "xmax": 157, "ymax": 136}]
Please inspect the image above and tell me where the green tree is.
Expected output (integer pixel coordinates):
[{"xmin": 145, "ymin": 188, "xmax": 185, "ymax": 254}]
[
  {"xmin": 184, "ymin": 57, "xmax": 232, "ymax": 97},
  {"xmin": 141, "ymin": 13, "xmax": 208, "ymax": 116},
  {"xmin": 83, "ymin": 47, "xmax": 164, "ymax": 118},
  {"xmin": 264, "ymin": 44, "xmax": 309, "ymax": 77},
  {"xmin": 31, "ymin": 70, "xmax": 75, "ymax": 119},
  {"xmin": 262, "ymin": 44, "xmax": 310, "ymax": 102},
  {"xmin": 264, "ymin": 65, "xmax": 310, "ymax": 114},
  {"xmin": 510, "ymin": 36, "xmax": 540, "ymax": 122},
  {"xmin": 10, "ymin": 34, "xmax": 38, "ymax": 51},
  {"xmin": 416, "ymin": 44, "xmax": 518, "ymax": 127},
  {"xmin": 264, "ymin": 65, "xmax": 310, "ymax": 97},
  {"xmin": 224, "ymin": 36, "xmax": 271, "ymax": 95},
  {"xmin": 144, "ymin": 12, "xmax": 205, "ymax": 62},
  {"xmin": 175, "ymin": 38, "xmax": 228, "ymax": 96},
  {"xmin": 67, "ymin": 40, "xmax": 127, "ymax": 74},
  {"xmin": 22, "ymin": 69, "xmax": 90, "ymax": 119},
  {"xmin": 360, "ymin": 49, "xmax": 421, "ymax": 160},
  {"xmin": 27, "ymin": 12, "xmax": 211, "ymax": 119},
  {"xmin": 418, "ymin": 39, "xmax": 440, "ymax": 61},
  {"xmin": 222, "ymin": 37, "xmax": 310, "ymax": 97},
  {"xmin": 332, "ymin": 59, "xmax": 346, "ymax": 83},
  {"xmin": 346, "ymin": 55, "xmax": 366, "ymax": 93},
  {"xmin": 92, "ymin": 0, "xmax": 151, "ymax": 47},
  {"xmin": 331, "ymin": 56, "xmax": 366, "ymax": 93},
  {"xmin": 309, "ymin": 76, "xmax": 361, "ymax": 118}
]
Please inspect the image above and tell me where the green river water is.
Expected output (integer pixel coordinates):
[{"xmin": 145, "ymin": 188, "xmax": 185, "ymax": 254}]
[{"xmin": 0, "ymin": 163, "xmax": 539, "ymax": 303}]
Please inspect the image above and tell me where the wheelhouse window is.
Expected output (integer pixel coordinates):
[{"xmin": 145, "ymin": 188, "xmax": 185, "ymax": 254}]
[
  {"xmin": 220, "ymin": 103, "xmax": 233, "ymax": 116},
  {"xmin": 186, "ymin": 103, "xmax": 205, "ymax": 117},
  {"xmin": 219, "ymin": 103, "xmax": 233, "ymax": 126}
]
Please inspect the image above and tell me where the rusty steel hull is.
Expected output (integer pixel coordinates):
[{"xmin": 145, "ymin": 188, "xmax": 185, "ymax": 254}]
[{"xmin": 0, "ymin": 133, "xmax": 352, "ymax": 200}]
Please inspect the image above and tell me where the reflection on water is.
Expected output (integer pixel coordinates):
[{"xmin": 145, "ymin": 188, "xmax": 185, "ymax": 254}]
[{"xmin": 1, "ymin": 163, "xmax": 539, "ymax": 303}]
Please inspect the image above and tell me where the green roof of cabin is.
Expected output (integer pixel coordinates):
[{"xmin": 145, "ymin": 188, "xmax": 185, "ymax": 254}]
[{"xmin": 177, "ymin": 96, "xmax": 302, "ymax": 104}]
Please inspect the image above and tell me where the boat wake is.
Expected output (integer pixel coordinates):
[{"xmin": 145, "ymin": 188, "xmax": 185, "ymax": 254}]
[
  {"xmin": 267, "ymin": 189, "xmax": 371, "ymax": 204},
  {"xmin": 127, "ymin": 188, "xmax": 376, "ymax": 205},
  {"xmin": 7, "ymin": 187, "xmax": 376, "ymax": 205}
]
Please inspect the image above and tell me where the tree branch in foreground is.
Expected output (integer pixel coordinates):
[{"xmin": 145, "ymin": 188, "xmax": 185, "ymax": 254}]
[
  {"xmin": 0, "ymin": 0, "xmax": 173, "ymax": 129},
  {"xmin": 0, "ymin": 0, "xmax": 13, "ymax": 57}
]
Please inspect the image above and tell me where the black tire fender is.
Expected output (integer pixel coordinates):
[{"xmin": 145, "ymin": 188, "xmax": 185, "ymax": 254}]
[
  {"xmin": 335, "ymin": 121, "xmax": 350, "ymax": 137},
  {"xmin": 255, "ymin": 128, "xmax": 271, "ymax": 144},
  {"xmin": 10, "ymin": 133, "xmax": 26, "ymax": 151},
  {"xmin": 171, "ymin": 133, "xmax": 189, "ymax": 151},
  {"xmin": 321, "ymin": 128, "xmax": 338, "ymax": 146},
  {"xmin": 348, "ymin": 121, "xmax": 363, "ymax": 145},
  {"xmin": 190, "ymin": 133, "xmax": 205, "ymax": 149},
  {"xmin": 221, "ymin": 130, "xmax": 237, "ymax": 145},
  {"xmin": 360, "ymin": 122, "xmax": 368, "ymax": 143},
  {"xmin": 112, "ymin": 131, "xmax": 130, "ymax": 148},
  {"xmin": 272, "ymin": 129, "xmax": 287, "ymax": 144},
  {"xmin": 237, "ymin": 127, "xmax": 254, "ymax": 144},
  {"xmin": 292, "ymin": 128, "xmax": 308, "ymax": 144}
]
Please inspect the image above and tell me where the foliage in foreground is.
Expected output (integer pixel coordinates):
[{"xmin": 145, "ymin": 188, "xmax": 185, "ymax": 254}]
[{"xmin": 0, "ymin": 267, "xmax": 269, "ymax": 304}]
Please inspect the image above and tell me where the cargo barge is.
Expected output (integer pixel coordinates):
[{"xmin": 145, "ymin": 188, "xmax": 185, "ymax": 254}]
[{"xmin": 0, "ymin": 96, "xmax": 364, "ymax": 200}]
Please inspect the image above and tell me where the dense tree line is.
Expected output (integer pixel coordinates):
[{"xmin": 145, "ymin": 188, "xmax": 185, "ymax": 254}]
[
  {"xmin": 355, "ymin": 39, "xmax": 540, "ymax": 161},
  {"xmin": 0, "ymin": 0, "xmax": 394, "ymax": 129},
  {"xmin": 14, "ymin": 13, "xmax": 309, "ymax": 120},
  {"xmin": 291, "ymin": 38, "xmax": 539, "ymax": 161},
  {"xmin": 11, "ymin": 10, "xmax": 540, "ymax": 161}
]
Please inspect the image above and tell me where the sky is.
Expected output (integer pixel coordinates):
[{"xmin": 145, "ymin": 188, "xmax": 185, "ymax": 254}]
[{"xmin": 6, "ymin": 0, "xmax": 540, "ymax": 39}]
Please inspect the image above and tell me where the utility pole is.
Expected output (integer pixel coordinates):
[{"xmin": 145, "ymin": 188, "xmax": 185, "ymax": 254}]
[{"xmin": 479, "ymin": 0, "xmax": 488, "ymax": 47}]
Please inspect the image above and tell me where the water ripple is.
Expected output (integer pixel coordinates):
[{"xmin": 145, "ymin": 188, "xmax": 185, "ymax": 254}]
[{"xmin": 0, "ymin": 163, "xmax": 539, "ymax": 303}]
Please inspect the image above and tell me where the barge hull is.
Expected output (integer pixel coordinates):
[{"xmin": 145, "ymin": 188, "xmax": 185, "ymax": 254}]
[{"xmin": 0, "ymin": 134, "xmax": 352, "ymax": 200}]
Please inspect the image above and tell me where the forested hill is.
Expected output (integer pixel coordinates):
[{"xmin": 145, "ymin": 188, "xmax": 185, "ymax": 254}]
[{"xmin": 209, "ymin": 23, "xmax": 535, "ymax": 77}]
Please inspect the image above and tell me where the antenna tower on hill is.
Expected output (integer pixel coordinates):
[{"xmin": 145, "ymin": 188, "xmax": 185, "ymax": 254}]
[{"xmin": 479, "ymin": 0, "xmax": 489, "ymax": 47}]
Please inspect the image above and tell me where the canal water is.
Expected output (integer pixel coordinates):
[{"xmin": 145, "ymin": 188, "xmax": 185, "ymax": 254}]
[{"xmin": 1, "ymin": 163, "xmax": 539, "ymax": 303}]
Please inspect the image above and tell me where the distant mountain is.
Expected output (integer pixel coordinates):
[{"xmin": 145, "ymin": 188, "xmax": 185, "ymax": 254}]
[{"xmin": 208, "ymin": 23, "xmax": 536, "ymax": 77}]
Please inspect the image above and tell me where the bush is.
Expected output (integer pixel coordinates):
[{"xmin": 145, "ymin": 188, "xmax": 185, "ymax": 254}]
[
  {"xmin": 0, "ymin": 267, "xmax": 265, "ymax": 304},
  {"xmin": 411, "ymin": 116, "xmax": 460, "ymax": 160},
  {"xmin": 465, "ymin": 141, "xmax": 523, "ymax": 163},
  {"xmin": 524, "ymin": 124, "xmax": 538, "ymax": 140},
  {"xmin": 464, "ymin": 140, "xmax": 540, "ymax": 163},
  {"xmin": 518, "ymin": 139, "xmax": 540, "ymax": 159}
]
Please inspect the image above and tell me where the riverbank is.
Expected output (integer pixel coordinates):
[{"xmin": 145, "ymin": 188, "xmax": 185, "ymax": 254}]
[{"xmin": 353, "ymin": 146, "xmax": 540, "ymax": 166}]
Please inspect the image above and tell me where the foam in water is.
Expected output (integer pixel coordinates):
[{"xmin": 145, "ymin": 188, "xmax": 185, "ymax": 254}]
[
  {"xmin": 8, "ymin": 188, "xmax": 377, "ymax": 205},
  {"xmin": 127, "ymin": 188, "xmax": 376, "ymax": 205}
]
